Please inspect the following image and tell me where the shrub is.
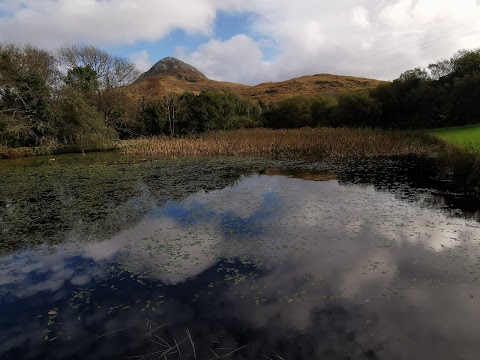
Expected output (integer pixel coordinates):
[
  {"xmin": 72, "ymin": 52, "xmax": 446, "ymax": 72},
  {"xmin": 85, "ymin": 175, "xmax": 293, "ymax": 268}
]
[{"xmin": 333, "ymin": 92, "xmax": 382, "ymax": 128}]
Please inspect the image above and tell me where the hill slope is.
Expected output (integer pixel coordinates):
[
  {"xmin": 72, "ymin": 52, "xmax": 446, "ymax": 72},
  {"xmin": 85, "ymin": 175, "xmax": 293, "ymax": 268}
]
[
  {"xmin": 240, "ymin": 74, "xmax": 382, "ymax": 104},
  {"xmin": 130, "ymin": 57, "xmax": 382, "ymax": 104}
]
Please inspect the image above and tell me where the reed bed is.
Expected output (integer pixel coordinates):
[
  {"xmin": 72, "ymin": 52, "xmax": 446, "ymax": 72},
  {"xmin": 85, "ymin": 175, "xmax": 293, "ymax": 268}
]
[
  {"xmin": 119, "ymin": 128, "xmax": 439, "ymax": 159},
  {"xmin": 0, "ymin": 145, "xmax": 35, "ymax": 159}
]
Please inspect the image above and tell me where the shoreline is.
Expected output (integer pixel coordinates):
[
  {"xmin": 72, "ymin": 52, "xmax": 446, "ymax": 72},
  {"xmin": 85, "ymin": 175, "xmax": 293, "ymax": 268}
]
[{"xmin": 1, "ymin": 128, "xmax": 443, "ymax": 160}]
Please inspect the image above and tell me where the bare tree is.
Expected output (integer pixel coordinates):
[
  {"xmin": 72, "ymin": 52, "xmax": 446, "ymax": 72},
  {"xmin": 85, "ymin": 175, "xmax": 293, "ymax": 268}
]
[
  {"xmin": 57, "ymin": 44, "xmax": 140, "ymax": 88},
  {"xmin": 160, "ymin": 92, "xmax": 185, "ymax": 137},
  {"xmin": 1, "ymin": 43, "xmax": 60, "ymax": 87}
]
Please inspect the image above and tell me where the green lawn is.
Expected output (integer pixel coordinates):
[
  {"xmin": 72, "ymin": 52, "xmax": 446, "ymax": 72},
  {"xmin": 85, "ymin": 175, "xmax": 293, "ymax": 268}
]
[{"xmin": 430, "ymin": 124, "xmax": 480, "ymax": 151}]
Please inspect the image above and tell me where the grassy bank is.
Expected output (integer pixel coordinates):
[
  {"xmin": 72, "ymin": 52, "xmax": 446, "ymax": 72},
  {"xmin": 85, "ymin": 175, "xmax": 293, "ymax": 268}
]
[
  {"xmin": 118, "ymin": 128, "xmax": 441, "ymax": 159},
  {"xmin": 0, "ymin": 143, "xmax": 117, "ymax": 160},
  {"xmin": 431, "ymin": 124, "xmax": 480, "ymax": 151}
]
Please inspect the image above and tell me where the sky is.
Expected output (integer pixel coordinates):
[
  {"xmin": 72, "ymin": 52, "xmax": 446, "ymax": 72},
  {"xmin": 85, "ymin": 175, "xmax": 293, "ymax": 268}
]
[{"xmin": 1, "ymin": 0, "xmax": 480, "ymax": 85}]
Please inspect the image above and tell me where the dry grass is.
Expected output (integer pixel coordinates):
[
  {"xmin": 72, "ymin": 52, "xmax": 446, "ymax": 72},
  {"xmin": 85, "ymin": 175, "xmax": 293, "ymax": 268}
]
[
  {"xmin": 0, "ymin": 145, "xmax": 35, "ymax": 159},
  {"xmin": 127, "ymin": 73, "xmax": 382, "ymax": 105},
  {"xmin": 119, "ymin": 128, "xmax": 438, "ymax": 159},
  {"xmin": 127, "ymin": 75, "xmax": 249, "ymax": 103},
  {"xmin": 240, "ymin": 74, "xmax": 383, "ymax": 105}
]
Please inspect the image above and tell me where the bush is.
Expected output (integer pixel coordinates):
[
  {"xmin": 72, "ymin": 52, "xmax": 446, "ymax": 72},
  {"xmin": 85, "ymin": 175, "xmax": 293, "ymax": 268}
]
[
  {"xmin": 265, "ymin": 95, "xmax": 336, "ymax": 129},
  {"xmin": 333, "ymin": 92, "xmax": 382, "ymax": 128},
  {"xmin": 55, "ymin": 89, "xmax": 117, "ymax": 151},
  {"xmin": 225, "ymin": 115, "xmax": 262, "ymax": 129},
  {"xmin": 311, "ymin": 96, "xmax": 336, "ymax": 127}
]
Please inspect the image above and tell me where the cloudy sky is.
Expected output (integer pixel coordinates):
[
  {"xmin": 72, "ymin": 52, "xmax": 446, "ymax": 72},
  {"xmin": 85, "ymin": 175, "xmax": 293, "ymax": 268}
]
[{"xmin": 1, "ymin": 0, "xmax": 480, "ymax": 84}]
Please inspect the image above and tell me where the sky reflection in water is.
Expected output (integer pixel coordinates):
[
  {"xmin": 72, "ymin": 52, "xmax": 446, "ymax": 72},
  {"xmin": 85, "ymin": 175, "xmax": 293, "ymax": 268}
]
[{"xmin": 1, "ymin": 171, "xmax": 480, "ymax": 359}]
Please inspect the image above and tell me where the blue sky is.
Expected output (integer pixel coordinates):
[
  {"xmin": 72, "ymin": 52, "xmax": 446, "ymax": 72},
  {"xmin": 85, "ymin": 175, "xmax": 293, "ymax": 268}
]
[{"xmin": 1, "ymin": 0, "xmax": 480, "ymax": 85}]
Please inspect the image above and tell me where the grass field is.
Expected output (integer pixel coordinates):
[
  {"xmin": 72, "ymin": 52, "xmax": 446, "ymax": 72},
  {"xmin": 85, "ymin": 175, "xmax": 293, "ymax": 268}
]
[{"xmin": 431, "ymin": 124, "xmax": 480, "ymax": 151}]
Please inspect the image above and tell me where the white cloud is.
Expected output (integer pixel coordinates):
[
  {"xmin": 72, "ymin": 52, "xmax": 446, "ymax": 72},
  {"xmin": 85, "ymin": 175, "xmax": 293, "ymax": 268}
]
[
  {"xmin": 1, "ymin": 0, "xmax": 480, "ymax": 82},
  {"xmin": 173, "ymin": 0, "xmax": 480, "ymax": 83},
  {"xmin": 352, "ymin": 6, "xmax": 370, "ymax": 29},
  {"xmin": 181, "ymin": 34, "xmax": 269, "ymax": 84},
  {"xmin": 0, "ymin": 0, "xmax": 220, "ymax": 48},
  {"xmin": 130, "ymin": 50, "xmax": 152, "ymax": 72}
]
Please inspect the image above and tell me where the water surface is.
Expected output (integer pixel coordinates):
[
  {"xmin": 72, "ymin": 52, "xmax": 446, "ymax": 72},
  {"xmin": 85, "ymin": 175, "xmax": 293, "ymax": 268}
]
[{"xmin": 1, "ymin": 154, "xmax": 480, "ymax": 359}]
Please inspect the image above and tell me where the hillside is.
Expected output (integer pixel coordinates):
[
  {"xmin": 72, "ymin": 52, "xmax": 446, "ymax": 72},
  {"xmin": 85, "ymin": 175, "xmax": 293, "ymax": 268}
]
[
  {"xmin": 240, "ymin": 74, "xmax": 383, "ymax": 104},
  {"xmin": 130, "ymin": 57, "xmax": 382, "ymax": 104}
]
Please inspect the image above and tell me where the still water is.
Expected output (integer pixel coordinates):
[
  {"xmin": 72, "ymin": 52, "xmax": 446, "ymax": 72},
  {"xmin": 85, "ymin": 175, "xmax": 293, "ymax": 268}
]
[{"xmin": 1, "ymin": 154, "xmax": 480, "ymax": 359}]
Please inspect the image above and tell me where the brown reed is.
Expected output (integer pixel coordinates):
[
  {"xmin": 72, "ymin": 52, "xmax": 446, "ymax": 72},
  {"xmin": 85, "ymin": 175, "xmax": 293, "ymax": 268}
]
[
  {"xmin": 118, "ymin": 128, "xmax": 439, "ymax": 159},
  {"xmin": 0, "ymin": 146, "xmax": 35, "ymax": 159}
]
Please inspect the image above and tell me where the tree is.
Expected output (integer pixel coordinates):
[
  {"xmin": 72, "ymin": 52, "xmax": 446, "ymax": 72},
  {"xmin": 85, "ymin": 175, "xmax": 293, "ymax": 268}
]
[
  {"xmin": 59, "ymin": 45, "xmax": 141, "ymax": 139},
  {"xmin": 311, "ymin": 96, "xmax": 336, "ymax": 127},
  {"xmin": 450, "ymin": 49, "xmax": 480, "ymax": 78},
  {"xmin": 65, "ymin": 65, "xmax": 99, "ymax": 94},
  {"xmin": 333, "ymin": 92, "xmax": 382, "ymax": 128},
  {"xmin": 54, "ymin": 88, "xmax": 116, "ymax": 151},
  {"xmin": 450, "ymin": 73, "xmax": 480, "ymax": 124},
  {"xmin": 398, "ymin": 67, "xmax": 430, "ymax": 84},
  {"xmin": 160, "ymin": 92, "xmax": 185, "ymax": 137},
  {"xmin": 140, "ymin": 101, "xmax": 167, "ymax": 135},
  {"xmin": 428, "ymin": 58, "xmax": 453, "ymax": 80},
  {"xmin": 57, "ymin": 44, "xmax": 140, "ymax": 88},
  {"xmin": 276, "ymin": 96, "xmax": 313, "ymax": 128},
  {"xmin": 0, "ymin": 43, "xmax": 59, "ymax": 146},
  {"xmin": 264, "ymin": 95, "xmax": 335, "ymax": 129}
]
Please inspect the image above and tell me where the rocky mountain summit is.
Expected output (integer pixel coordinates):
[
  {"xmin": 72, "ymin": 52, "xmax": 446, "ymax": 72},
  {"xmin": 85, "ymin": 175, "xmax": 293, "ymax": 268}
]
[{"xmin": 135, "ymin": 57, "xmax": 207, "ymax": 83}]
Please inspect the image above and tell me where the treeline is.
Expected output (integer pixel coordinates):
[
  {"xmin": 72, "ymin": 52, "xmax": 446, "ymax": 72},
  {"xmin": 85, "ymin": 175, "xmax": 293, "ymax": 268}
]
[
  {"xmin": 0, "ymin": 43, "xmax": 142, "ymax": 150},
  {"xmin": 266, "ymin": 48, "xmax": 480, "ymax": 129},
  {"xmin": 140, "ymin": 91, "xmax": 262, "ymax": 136},
  {"xmin": 0, "ymin": 43, "xmax": 265, "ymax": 150},
  {"xmin": 2, "ymin": 43, "xmax": 480, "ymax": 152},
  {"xmin": 374, "ymin": 48, "xmax": 480, "ymax": 128}
]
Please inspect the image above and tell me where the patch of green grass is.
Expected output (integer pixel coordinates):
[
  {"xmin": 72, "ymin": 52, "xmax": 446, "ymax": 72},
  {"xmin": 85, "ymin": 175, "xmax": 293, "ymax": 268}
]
[{"xmin": 431, "ymin": 124, "xmax": 480, "ymax": 151}]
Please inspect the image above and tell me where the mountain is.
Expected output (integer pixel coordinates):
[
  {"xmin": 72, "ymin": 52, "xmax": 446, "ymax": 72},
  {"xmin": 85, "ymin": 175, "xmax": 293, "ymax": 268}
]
[
  {"xmin": 134, "ymin": 57, "xmax": 208, "ymax": 83},
  {"xmin": 130, "ymin": 57, "xmax": 249, "ymax": 101},
  {"xmin": 130, "ymin": 57, "xmax": 382, "ymax": 104}
]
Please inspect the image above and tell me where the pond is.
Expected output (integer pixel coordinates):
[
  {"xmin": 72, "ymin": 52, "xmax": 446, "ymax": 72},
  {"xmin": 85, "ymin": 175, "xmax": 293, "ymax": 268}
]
[{"xmin": 1, "ymin": 154, "xmax": 480, "ymax": 359}]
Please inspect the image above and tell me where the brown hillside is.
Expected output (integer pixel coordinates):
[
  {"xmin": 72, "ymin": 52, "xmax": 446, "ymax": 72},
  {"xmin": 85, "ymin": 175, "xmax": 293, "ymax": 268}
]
[
  {"xmin": 129, "ymin": 57, "xmax": 383, "ymax": 104},
  {"xmin": 242, "ymin": 74, "xmax": 383, "ymax": 104},
  {"xmin": 129, "ymin": 75, "xmax": 250, "ymax": 102}
]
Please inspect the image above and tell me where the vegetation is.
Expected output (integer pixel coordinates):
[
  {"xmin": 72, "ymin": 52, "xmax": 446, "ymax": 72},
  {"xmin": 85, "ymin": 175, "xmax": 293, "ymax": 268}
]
[
  {"xmin": 0, "ymin": 43, "xmax": 141, "ymax": 151},
  {"xmin": 2, "ymin": 43, "xmax": 480, "ymax": 159},
  {"xmin": 266, "ymin": 48, "xmax": 480, "ymax": 130},
  {"xmin": 119, "ymin": 128, "xmax": 440, "ymax": 159},
  {"xmin": 240, "ymin": 74, "xmax": 382, "ymax": 105},
  {"xmin": 140, "ymin": 90, "xmax": 263, "ymax": 137},
  {"xmin": 431, "ymin": 125, "xmax": 480, "ymax": 151},
  {"xmin": 370, "ymin": 49, "xmax": 480, "ymax": 129}
]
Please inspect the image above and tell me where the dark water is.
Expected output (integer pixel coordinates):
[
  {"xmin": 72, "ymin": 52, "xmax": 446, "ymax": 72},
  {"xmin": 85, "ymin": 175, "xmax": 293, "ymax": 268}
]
[{"xmin": 1, "ymin": 154, "xmax": 480, "ymax": 359}]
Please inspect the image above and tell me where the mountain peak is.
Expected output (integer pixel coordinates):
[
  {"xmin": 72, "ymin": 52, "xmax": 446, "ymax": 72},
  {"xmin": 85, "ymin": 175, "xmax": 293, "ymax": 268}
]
[{"xmin": 136, "ymin": 57, "xmax": 207, "ymax": 83}]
